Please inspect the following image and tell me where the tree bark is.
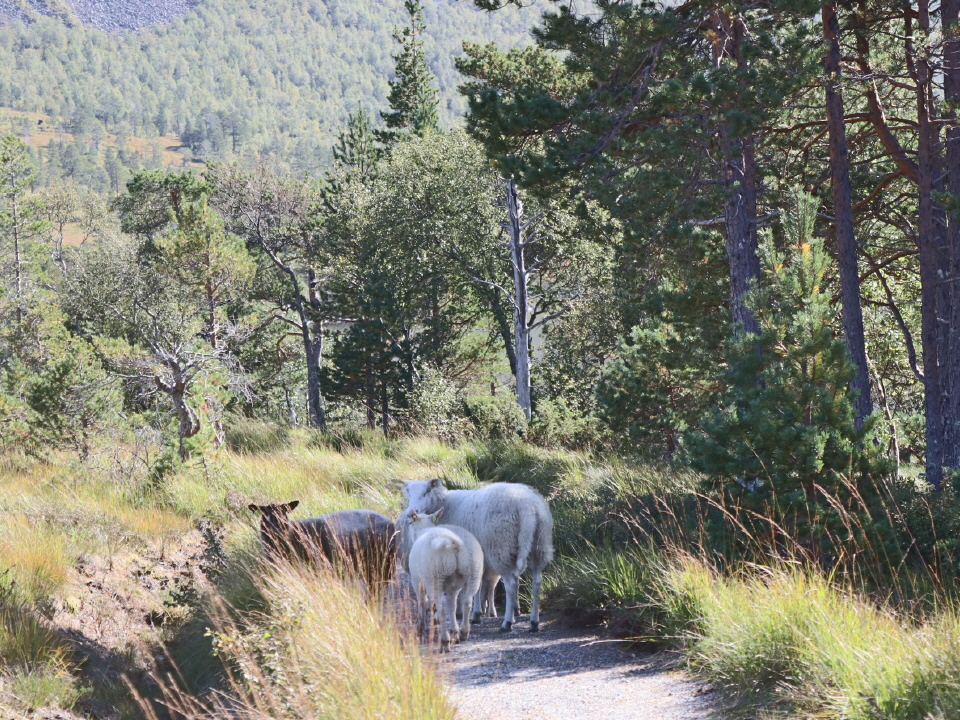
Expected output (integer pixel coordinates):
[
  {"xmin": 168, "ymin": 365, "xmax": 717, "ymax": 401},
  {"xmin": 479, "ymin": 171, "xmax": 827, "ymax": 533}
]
[
  {"xmin": 823, "ymin": 1, "xmax": 873, "ymax": 427},
  {"xmin": 941, "ymin": 0, "xmax": 960, "ymax": 470},
  {"xmin": 715, "ymin": 14, "xmax": 761, "ymax": 337},
  {"xmin": 505, "ymin": 178, "xmax": 532, "ymax": 421},
  {"xmin": 912, "ymin": 3, "xmax": 946, "ymax": 489},
  {"xmin": 489, "ymin": 291, "xmax": 518, "ymax": 377},
  {"xmin": 154, "ymin": 363, "xmax": 200, "ymax": 461},
  {"xmin": 10, "ymin": 184, "xmax": 23, "ymax": 332}
]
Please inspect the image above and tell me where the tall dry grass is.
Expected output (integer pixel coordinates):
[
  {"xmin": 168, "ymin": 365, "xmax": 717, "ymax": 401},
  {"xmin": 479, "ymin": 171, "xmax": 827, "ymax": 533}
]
[{"xmin": 137, "ymin": 562, "xmax": 456, "ymax": 720}]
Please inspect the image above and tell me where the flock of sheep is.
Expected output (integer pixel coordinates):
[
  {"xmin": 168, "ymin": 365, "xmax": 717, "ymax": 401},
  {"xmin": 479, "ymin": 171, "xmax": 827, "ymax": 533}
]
[{"xmin": 248, "ymin": 479, "xmax": 554, "ymax": 652}]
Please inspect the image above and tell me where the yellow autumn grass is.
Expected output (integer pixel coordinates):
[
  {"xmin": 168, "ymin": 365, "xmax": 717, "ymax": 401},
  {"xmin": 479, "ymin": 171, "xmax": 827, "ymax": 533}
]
[{"xmin": 138, "ymin": 562, "xmax": 456, "ymax": 720}]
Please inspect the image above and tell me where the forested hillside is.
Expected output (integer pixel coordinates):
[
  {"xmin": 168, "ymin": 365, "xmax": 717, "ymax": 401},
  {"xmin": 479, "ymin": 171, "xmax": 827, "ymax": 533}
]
[
  {"xmin": 0, "ymin": 0, "xmax": 534, "ymax": 185},
  {"xmin": 0, "ymin": 0, "xmax": 198, "ymax": 30}
]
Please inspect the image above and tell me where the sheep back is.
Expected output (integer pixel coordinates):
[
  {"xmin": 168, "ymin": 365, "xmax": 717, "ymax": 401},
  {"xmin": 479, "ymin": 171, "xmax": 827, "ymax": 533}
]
[
  {"xmin": 420, "ymin": 483, "xmax": 553, "ymax": 578},
  {"xmin": 300, "ymin": 509, "xmax": 397, "ymax": 586}
]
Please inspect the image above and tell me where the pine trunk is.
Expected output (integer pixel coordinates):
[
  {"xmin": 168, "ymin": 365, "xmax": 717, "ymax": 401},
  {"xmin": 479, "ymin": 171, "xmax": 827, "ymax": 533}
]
[
  {"xmin": 822, "ymin": 1, "xmax": 873, "ymax": 426},
  {"xmin": 941, "ymin": 0, "xmax": 960, "ymax": 471},
  {"xmin": 716, "ymin": 15, "xmax": 761, "ymax": 337},
  {"xmin": 914, "ymin": 3, "xmax": 946, "ymax": 489}
]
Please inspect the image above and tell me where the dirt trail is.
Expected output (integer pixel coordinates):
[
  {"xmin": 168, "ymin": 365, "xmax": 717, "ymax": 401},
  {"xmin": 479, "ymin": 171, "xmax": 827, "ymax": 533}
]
[{"xmin": 439, "ymin": 617, "xmax": 716, "ymax": 720}]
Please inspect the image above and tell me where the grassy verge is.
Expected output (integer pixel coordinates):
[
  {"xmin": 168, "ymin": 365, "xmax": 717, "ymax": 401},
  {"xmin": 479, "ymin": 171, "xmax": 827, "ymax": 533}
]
[
  {"xmin": 141, "ymin": 562, "xmax": 455, "ymax": 720},
  {"xmin": 5, "ymin": 431, "xmax": 960, "ymax": 720},
  {"xmin": 0, "ymin": 433, "xmax": 478, "ymax": 717}
]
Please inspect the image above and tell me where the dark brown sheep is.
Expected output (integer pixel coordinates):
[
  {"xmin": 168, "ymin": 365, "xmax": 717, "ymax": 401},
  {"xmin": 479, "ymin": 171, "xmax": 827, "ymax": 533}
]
[{"xmin": 249, "ymin": 501, "xmax": 397, "ymax": 590}]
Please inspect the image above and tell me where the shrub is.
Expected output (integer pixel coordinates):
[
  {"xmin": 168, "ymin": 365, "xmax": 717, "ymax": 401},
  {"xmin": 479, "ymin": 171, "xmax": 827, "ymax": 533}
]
[
  {"xmin": 408, "ymin": 364, "xmax": 464, "ymax": 440},
  {"xmin": 460, "ymin": 394, "xmax": 526, "ymax": 441},
  {"xmin": 687, "ymin": 190, "xmax": 896, "ymax": 569},
  {"xmin": 527, "ymin": 397, "xmax": 602, "ymax": 449}
]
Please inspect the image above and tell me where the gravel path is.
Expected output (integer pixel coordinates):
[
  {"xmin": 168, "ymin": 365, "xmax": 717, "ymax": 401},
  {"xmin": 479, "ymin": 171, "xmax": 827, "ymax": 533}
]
[{"xmin": 439, "ymin": 617, "xmax": 717, "ymax": 720}]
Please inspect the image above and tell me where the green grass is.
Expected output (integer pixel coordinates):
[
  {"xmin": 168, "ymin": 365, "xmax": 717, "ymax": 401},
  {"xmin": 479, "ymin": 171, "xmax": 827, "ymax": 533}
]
[{"xmin": 7, "ymin": 666, "xmax": 84, "ymax": 712}]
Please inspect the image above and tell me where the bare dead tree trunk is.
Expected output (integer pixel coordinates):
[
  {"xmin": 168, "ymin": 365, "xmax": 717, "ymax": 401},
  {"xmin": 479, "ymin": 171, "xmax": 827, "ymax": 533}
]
[
  {"xmin": 255, "ymin": 241, "xmax": 327, "ymax": 431},
  {"xmin": 489, "ymin": 292, "xmax": 518, "ymax": 377},
  {"xmin": 10, "ymin": 184, "xmax": 23, "ymax": 331},
  {"xmin": 823, "ymin": 1, "xmax": 873, "ymax": 427},
  {"xmin": 284, "ymin": 386, "xmax": 298, "ymax": 425},
  {"xmin": 505, "ymin": 178, "xmax": 532, "ymax": 421},
  {"xmin": 365, "ymin": 367, "xmax": 376, "ymax": 430},
  {"xmin": 280, "ymin": 268, "xmax": 325, "ymax": 432},
  {"xmin": 205, "ymin": 276, "xmax": 218, "ymax": 351},
  {"xmin": 381, "ymin": 375, "xmax": 390, "ymax": 438}
]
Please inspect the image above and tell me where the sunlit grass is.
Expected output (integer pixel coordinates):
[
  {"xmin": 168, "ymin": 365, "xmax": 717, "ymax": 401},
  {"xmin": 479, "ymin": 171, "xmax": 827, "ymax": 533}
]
[
  {"xmin": 163, "ymin": 436, "xmax": 477, "ymax": 520},
  {"xmin": 0, "ymin": 518, "xmax": 72, "ymax": 602},
  {"xmin": 142, "ymin": 562, "xmax": 456, "ymax": 720},
  {"xmin": 7, "ymin": 666, "xmax": 83, "ymax": 712}
]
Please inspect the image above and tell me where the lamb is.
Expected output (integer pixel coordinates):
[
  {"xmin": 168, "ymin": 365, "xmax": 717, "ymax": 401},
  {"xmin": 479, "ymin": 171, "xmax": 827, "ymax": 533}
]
[
  {"xmin": 398, "ymin": 478, "xmax": 553, "ymax": 632},
  {"xmin": 248, "ymin": 501, "xmax": 397, "ymax": 590},
  {"xmin": 405, "ymin": 508, "xmax": 484, "ymax": 652}
]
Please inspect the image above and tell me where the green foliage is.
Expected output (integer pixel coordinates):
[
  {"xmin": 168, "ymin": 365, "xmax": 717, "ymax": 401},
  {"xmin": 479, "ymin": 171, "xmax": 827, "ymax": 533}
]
[
  {"xmin": 24, "ymin": 337, "xmax": 120, "ymax": 459},
  {"xmin": 527, "ymin": 397, "xmax": 601, "ymax": 449},
  {"xmin": 323, "ymin": 315, "xmax": 410, "ymax": 434},
  {"xmin": 380, "ymin": 0, "xmax": 440, "ymax": 141},
  {"xmin": 596, "ymin": 324, "xmax": 719, "ymax": 458},
  {"xmin": 322, "ymin": 132, "xmax": 504, "ymax": 426},
  {"xmin": 0, "ymin": 0, "xmax": 535, "ymax": 181},
  {"xmin": 687, "ymin": 189, "xmax": 894, "ymax": 560},
  {"xmin": 326, "ymin": 107, "xmax": 383, "ymax": 202},
  {"xmin": 461, "ymin": 395, "xmax": 526, "ymax": 442},
  {"xmin": 408, "ymin": 363, "xmax": 463, "ymax": 439}
]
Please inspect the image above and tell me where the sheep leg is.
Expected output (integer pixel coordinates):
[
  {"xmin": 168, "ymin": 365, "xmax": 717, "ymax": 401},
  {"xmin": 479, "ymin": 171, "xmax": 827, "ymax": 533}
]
[
  {"xmin": 500, "ymin": 573, "xmax": 519, "ymax": 632},
  {"xmin": 471, "ymin": 579, "xmax": 486, "ymax": 624},
  {"xmin": 416, "ymin": 598, "xmax": 430, "ymax": 640},
  {"xmin": 439, "ymin": 591, "xmax": 457, "ymax": 653},
  {"xmin": 529, "ymin": 567, "xmax": 542, "ymax": 632},
  {"xmin": 458, "ymin": 589, "xmax": 472, "ymax": 641},
  {"xmin": 484, "ymin": 574, "xmax": 499, "ymax": 618}
]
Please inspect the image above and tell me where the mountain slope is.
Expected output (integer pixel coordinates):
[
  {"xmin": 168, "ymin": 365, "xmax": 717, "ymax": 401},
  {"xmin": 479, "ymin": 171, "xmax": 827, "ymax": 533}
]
[
  {"xmin": 0, "ymin": 0, "xmax": 536, "ymax": 177},
  {"xmin": 0, "ymin": 0, "xmax": 198, "ymax": 30}
]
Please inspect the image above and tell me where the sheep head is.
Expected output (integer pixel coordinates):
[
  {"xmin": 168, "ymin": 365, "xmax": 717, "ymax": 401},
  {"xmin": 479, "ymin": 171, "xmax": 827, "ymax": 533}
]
[
  {"xmin": 249, "ymin": 501, "xmax": 301, "ymax": 557},
  {"xmin": 399, "ymin": 478, "xmax": 447, "ymax": 514},
  {"xmin": 406, "ymin": 507, "xmax": 444, "ymax": 537}
]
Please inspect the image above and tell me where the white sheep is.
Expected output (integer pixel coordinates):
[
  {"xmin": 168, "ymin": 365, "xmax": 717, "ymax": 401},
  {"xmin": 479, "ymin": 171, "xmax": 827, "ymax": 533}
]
[
  {"xmin": 405, "ymin": 508, "xmax": 484, "ymax": 652},
  {"xmin": 398, "ymin": 478, "xmax": 553, "ymax": 632}
]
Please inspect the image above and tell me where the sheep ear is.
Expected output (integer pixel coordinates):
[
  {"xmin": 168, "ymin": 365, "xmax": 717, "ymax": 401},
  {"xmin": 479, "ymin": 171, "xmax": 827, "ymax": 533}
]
[
  {"xmin": 428, "ymin": 478, "xmax": 440, "ymax": 489},
  {"xmin": 285, "ymin": 500, "xmax": 300, "ymax": 512},
  {"xmin": 435, "ymin": 507, "xmax": 445, "ymax": 522},
  {"xmin": 248, "ymin": 504, "xmax": 260, "ymax": 514}
]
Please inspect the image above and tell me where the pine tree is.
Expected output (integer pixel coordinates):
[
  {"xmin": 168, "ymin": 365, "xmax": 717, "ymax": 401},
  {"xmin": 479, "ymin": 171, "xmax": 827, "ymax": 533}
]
[
  {"xmin": 687, "ymin": 188, "xmax": 891, "ymax": 560},
  {"xmin": 326, "ymin": 107, "xmax": 384, "ymax": 205},
  {"xmin": 380, "ymin": 0, "xmax": 440, "ymax": 141}
]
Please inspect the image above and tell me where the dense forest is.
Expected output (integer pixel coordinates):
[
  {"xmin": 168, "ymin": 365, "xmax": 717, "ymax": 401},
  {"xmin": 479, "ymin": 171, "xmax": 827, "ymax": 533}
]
[
  {"xmin": 6, "ymin": 0, "xmax": 960, "ymax": 718},
  {"xmin": 0, "ymin": 0, "xmax": 535, "ymax": 187}
]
